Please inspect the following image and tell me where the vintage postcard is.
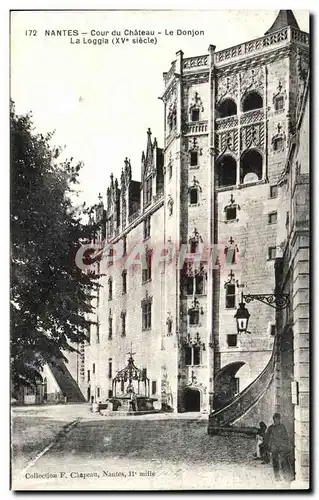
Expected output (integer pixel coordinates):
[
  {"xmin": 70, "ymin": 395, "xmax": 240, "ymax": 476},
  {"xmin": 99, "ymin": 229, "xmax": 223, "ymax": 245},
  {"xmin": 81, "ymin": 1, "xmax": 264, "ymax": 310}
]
[{"xmin": 10, "ymin": 9, "xmax": 310, "ymax": 491}]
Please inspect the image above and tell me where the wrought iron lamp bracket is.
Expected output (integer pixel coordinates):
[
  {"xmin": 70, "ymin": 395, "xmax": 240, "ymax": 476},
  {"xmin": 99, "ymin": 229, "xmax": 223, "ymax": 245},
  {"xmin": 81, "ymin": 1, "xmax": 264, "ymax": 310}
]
[{"xmin": 242, "ymin": 293, "xmax": 290, "ymax": 310}]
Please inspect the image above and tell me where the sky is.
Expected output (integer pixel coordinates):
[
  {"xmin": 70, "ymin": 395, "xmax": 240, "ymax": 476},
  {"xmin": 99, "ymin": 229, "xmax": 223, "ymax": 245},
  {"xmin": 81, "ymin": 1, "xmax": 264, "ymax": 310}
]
[{"xmin": 10, "ymin": 9, "xmax": 309, "ymax": 206}]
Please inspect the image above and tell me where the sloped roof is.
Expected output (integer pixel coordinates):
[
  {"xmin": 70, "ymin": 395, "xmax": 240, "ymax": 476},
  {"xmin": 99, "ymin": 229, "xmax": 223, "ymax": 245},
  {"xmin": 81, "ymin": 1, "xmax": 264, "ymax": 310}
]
[{"xmin": 265, "ymin": 10, "xmax": 300, "ymax": 35}]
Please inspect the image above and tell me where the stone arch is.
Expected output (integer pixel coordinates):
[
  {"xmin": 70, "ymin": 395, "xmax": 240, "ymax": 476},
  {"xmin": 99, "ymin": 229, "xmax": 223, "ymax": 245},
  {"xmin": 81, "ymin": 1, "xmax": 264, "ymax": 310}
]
[
  {"xmin": 214, "ymin": 361, "xmax": 246, "ymax": 410},
  {"xmin": 217, "ymin": 97, "xmax": 237, "ymax": 118},
  {"xmin": 242, "ymin": 90, "xmax": 263, "ymax": 112},
  {"xmin": 216, "ymin": 154, "xmax": 237, "ymax": 187},
  {"xmin": 240, "ymin": 148, "xmax": 263, "ymax": 183}
]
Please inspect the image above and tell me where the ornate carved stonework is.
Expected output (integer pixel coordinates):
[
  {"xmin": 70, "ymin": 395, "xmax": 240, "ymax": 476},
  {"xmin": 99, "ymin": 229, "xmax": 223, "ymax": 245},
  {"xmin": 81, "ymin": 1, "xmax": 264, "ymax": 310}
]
[
  {"xmin": 183, "ymin": 55, "xmax": 208, "ymax": 69},
  {"xmin": 182, "ymin": 73, "xmax": 209, "ymax": 85},
  {"xmin": 216, "ymin": 116, "xmax": 238, "ymax": 130},
  {"xmin": 240, "ymin": 108, "xmax": 264, "ymax": 125},
  {"xmin": 189, "ymin": 91, "xmax": 204, "ymax": 113},
  {"xmin": 271, "ymin": 122, "xmax": 286, "ymax": 152},
  {"xmin": 216, "ymin": 73, "xmax": 238, "ymax": 102},
  {"xmin": 240, "ymin": 123, "xmax": 264, "ymax": 151},
  {"xmin": 218, "ymin": 130, "xmax": 239, "ymax": 155},
  {"xmin": 272, "ymin": 80, "xmax": 287, "ymax": 109},
  {"xmin": 240, "ymin": 66, "xmax": 264, "ymax": 97},
  {"xmin": 187, "ymin": 137, "xmax": 203, "ymax": 155}
]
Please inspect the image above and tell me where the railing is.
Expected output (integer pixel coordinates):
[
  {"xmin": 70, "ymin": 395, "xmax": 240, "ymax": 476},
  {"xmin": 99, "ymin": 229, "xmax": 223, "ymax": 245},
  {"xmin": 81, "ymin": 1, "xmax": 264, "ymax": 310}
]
[
  {"xmin": 184, "ymin": 121, "xmax": 208, "ymax": 135},
  {"xmin": 208, "ymin": 335, "xmax": 276, "ymax": 429},
  {"xmin": 128, "ymin": 209, "xmax": 140, "ymax": 225},
  {"xmin": 214, "ymin": 26, "xmax": 309, "ymax": 66},
  {"xmin": 183, "ymin": 55, "xmax": 208, "ymax": 70},
  {"xmin": 240, "ymin": 108, "xmax": 264, "ymax": 125},
  {"xmin": 215, "ymin": 115, "xmax": 238, "ymax": 130}
]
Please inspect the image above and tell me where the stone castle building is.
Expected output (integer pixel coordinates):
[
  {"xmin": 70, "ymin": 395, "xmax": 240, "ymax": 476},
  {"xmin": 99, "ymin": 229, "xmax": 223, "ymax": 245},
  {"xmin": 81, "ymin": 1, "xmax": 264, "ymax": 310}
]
[{"xmin": 69, "ymin": 10, "xmax": 309, "ymax": 487}]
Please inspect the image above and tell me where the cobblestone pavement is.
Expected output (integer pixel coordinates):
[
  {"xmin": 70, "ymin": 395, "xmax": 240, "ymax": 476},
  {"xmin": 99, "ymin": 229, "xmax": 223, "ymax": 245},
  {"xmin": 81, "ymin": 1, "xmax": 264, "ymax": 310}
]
[{"xmin": 12, "ymin": 410, "xmax": 291, "ymax": 491}]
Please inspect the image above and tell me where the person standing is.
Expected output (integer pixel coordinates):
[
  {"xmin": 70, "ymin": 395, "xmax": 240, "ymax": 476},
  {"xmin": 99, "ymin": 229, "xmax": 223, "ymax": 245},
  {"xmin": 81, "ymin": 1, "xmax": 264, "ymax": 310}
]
[{"xmin": 265, "ymin": 413, "xmax": 293, "ymax": 482}]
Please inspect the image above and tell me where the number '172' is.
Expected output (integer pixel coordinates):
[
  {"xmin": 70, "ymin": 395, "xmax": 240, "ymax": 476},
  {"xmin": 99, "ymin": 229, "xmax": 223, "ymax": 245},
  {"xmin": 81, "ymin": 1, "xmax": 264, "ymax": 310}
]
[{"xmin": 25, "ymin": 30, "xmax": 37, "ymax": 36}]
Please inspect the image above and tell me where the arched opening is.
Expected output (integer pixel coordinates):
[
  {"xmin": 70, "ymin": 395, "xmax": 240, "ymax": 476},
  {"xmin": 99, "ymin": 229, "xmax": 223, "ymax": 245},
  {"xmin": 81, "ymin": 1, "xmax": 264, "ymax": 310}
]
[
  {"xmin": 218, "ymin": 98, "xmax": 237, "ymax": 118},
  {"xmin": 183, "ymin": 387, "xmax": 201, "ymax": 412},
  {"xmin": 214, "ymin": 361, "xmax": 245, "ymax": 410},
  {"xmin": 216, "ymin": 155, "xmax": 237, "ymax": 187},
  {"xmin": 242, "ymin": 91, "xmax": 263, "ymax": 112},
  {"xmin": 240, "ymin": 149, "xmax": 263, "ymax": 183}
]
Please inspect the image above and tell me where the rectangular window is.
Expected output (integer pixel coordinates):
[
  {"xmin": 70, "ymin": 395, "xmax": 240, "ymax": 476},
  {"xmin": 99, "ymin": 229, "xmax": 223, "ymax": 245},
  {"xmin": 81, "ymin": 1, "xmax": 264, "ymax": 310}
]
[
  {"xmin": 185, "ymin": 346, "xmax": 192, "ymax": 366},
  {"xmin": 274, "ymin": 137, "xmax": 284, "ymax": 151},
  {"xmin": 270, "ymin": 324, "xmax": 276, "ymax": 336},
  {"xmin": 97, "ymin": 387, "xmax": 100, "ymax": 398},
  {"xmin": 190, "ymin": 151, "xmax": 198, "ymax": 167},
  {"xmin": 142, "ymin": 250, "xmax": 152, "ymax": 283},
  {"xmin": 189, "ymin": 309, "xmax": 199, "ymax": 325},
  {"xmin": 87, "ymin": 370, "xmax": 90, "ymax": 382},
  {"xmin": 121, "ymin": 379, "xmax": 125, "ymax": 393},
  {"xmin": 169, "ymin": 164, "xmax": 173, "ymax": 179},
  {"xmin": 108, "ymin": 389, "xmax": 113, "ymax": 398},
  {"xmin": 108, "ymin": 248, "xmax": 114, "ymax": 267},
  {"xmin": 190, "ymin": 240, "xmax": 198, "ymax": 254},
  {"xmin": 144, "ymin": 216, "xmax": 151, "ymax": 240},
  {"xmin": 268, "ymin": 212, "xmax": 277, "ymax": 224},
  {"xmin": 93, "ymin": 363, "xmax": 95, "ymax": 375},
  {"xmin": 226, "ymin": 206, "xmax": 237, "ymax": 221},
  {"xmin": 108, "ymin": 279, "xmax": 113, "ymax": 301},
  {"xmin": 195, "ymin": 275, "xmax": 204, "ymax": 295},
  {"xmin": 122, "ymin": 271, "xmax": 127, "ymax": 294},
  {"xmin": 108, "ymin": 361, "xmax": 112, "ymax": 379},
  {"xmin": 186, "ymin": 276, "xmax": 194, "ymax": 295},
  {"xmin": 268, "ymin": 247, "xmax": 276, "ymax": 260},
  {"xmin": 145, "ymin": 178, "xmax": 152, "ymax": 206},
  {"xmin": 191, "ymin": 108, "xmax": 200, "ymax": 122},
  {"xmin": 142, "ymin": 368, "xmax": 147, "ymax": 380},
  {"xmin": 189, "ymin": 188, "xmax": 198, "ymax": 205},
  {"xmin": 152, "ymin": 381, "xmax": 157, "ymax": 395},
  {"xmin": 275, "ymin": 96, "xmax": 284, "ymax": 111},
  {"xmin": 193, "ymin": 346, "xmax": 201, "ymax": 366},
  {"xmin": 142, "ymin": 302, "xmax": 152, "ymax": 330},
  {"xmin": 225, "ymin": 284, "xmax": 236, "ymax": 309},
  {"xmin": 227, "ymin": 334, "xmax": 238, "ymax": 347},
  {"xmin": 121, "ymin": 312, "xmax": 126, "ymax": 337},
  {"xmin": 108, "ymin": 316, "xmax": 113, "ymax": 340},
  {"xmin": 123, "ymin": 236, "xmax": 127, "ymax": 256},
  {"xmin": 270, "ymin": 185, "xmax": 278, "ymax": 198}
]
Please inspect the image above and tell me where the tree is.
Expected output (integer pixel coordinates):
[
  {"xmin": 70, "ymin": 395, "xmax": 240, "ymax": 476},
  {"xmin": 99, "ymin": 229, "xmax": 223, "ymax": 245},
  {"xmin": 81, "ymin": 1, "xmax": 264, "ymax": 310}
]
[{"xmin": 10, "ymin": 100, "xmax": 100, "ymax": 388}]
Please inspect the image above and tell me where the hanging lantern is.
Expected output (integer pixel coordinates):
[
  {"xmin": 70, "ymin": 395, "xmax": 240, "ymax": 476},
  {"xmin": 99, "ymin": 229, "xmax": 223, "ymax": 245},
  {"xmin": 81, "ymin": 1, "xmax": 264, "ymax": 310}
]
[{"xmin": 234, "ymin": 300, "xmax": 250, "ymax": 334}]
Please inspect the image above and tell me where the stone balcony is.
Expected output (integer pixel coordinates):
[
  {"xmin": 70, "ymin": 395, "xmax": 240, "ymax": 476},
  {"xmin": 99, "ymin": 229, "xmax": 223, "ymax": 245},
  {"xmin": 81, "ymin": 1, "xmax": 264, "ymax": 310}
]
[{"xmin": 183, "ymin": 120, "xmax": 208, "ymax": 135}]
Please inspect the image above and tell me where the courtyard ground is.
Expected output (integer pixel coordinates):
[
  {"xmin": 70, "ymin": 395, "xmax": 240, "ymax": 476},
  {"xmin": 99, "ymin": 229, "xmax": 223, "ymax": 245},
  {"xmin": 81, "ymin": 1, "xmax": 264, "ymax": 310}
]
[{"xmin": 11, "ymin": 404, "xmax": 289, "ymax": 491}]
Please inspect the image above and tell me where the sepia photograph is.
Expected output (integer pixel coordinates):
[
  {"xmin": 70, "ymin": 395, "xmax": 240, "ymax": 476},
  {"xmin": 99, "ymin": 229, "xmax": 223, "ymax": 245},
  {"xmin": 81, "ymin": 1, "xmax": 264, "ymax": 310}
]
[{"xmin": 10, "ymin": 8, "xmax": 310, "ymax": 491}]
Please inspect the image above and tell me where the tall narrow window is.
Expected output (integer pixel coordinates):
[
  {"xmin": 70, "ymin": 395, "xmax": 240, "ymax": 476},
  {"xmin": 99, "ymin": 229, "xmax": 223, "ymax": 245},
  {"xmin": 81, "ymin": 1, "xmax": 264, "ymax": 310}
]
[
  {"xmin": 268, "ymin": 247, "xmax": 276, "ymax": 260},
  {"xmin": 185, "ymin": 345, "xmax": 201, "ymax": 366},
  {"xmin": 108, "ymin": 278, "xmax": 113, "ymax": 301},
  {"xmin": 142, "ymin": 249, "xmax": 152, "ymax": 283},
  {"xmin": 185, "ymin": 346, "xmax": 192, "ymax": 365},
  {"xmin": 195, "ymin": 275, "xmax": 204, "ymax": 295},
  {"xmin": 186, "ymin": 276, "xmax": 194, "ymax": 295},
  {"xmin": 87, "ymin": 370, "xmax": 90, "ymax": 382},
  {"xmin": 121, "ymin": 311, "xmax": 126, "ymax": 337},
  {"xmin": 142, "ymin": 301, "xmax": 152, "ymax": 330},
  {"xmin": 190, "ymin": 151, "xmax": 198, "ymax": 167},
  {"xmin": 189, "ymin": 188, "xmax": 198, "ymax": 205},
  {"xmin": 191, "ymin": 108, "xmax": 200, "ymax": 122},
  {"xmin": 108, "ymin": 314, "xmax": 113, "ymax": 340},
  {"xmin": 144, "ymin": 216, "xmax": 151, "ymax": 239},
  {"xmin": 270, "ymin": 185, "xmax": 278, "ymax": 198},
  {"xmin": 97, "ymin": 387, "xmax": 100, "ymax": 398},
  {"xmin": 121, "ymin": 379, "xmax": 125, "ymax": 393},
  {"xmin": 275, "ymin": 96, "xmax": 284, "ymax": 111},
  {"xmin": 93, "ymin": 363, "xmax": 95, "ymax": 374},
  {"xmin": 152, "ymin": 381, "xmax": 157, "ymax": 395},
  {"xmin": 122, "ymin": 271, "xmax": 127, "ymax": 294},
  {"xmin": 225, "ymin": 284, "xmax": 236, "ymax": 309},
  {"xmin": 108, "ymin": 361, "xmax": 112, "ymax": 379},
  {"xmin": 145, "ymin": 178, "xmax": 152, "ymax": 207}
]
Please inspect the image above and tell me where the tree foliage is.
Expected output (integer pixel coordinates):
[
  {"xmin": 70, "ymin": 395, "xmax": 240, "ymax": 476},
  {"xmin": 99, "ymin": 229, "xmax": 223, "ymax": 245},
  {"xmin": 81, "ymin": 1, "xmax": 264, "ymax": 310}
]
[{"xmin": 10, "ymin": 101, "xmax": 99, "ymax": 388}]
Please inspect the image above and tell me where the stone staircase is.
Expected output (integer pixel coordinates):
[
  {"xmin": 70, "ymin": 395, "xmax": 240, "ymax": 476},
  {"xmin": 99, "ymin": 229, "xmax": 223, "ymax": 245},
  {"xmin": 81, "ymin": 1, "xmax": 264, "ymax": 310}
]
[
  {"xmin": 49, "ymin": 359, "xmax": 86, "ymax": 403},
  {"xmin": 208, "ymin": 336, "xmax": 276, "ymax": 435}
]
